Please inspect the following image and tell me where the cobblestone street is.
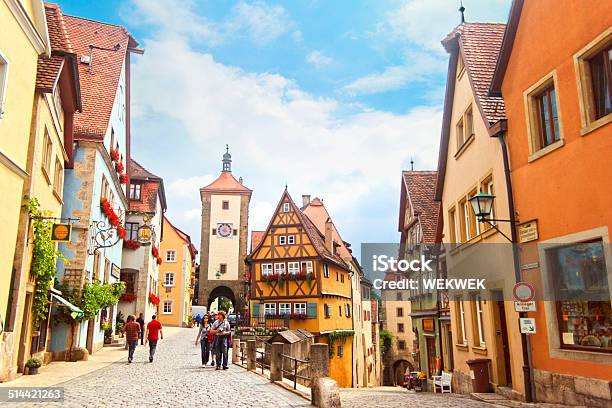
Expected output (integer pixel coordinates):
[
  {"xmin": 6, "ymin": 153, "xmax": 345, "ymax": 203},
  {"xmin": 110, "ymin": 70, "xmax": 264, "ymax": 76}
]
[
  {"xmin": 4, "ymin": 328, "xmax": 310, "ymax": 408},
  {"xmin": 340, "ymin": 387, "xmax": 504, "ymax": 408},
  {"xmin": 3, "ymin": 328, "xmax": 516, "ymax": 407}
]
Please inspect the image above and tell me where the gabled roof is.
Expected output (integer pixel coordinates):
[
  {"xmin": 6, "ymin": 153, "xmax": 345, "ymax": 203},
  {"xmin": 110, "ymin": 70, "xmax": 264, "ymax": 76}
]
[
  {"xmin": 442, "ymin": 22, "xmax": 507, "ymax": 125},
  {"xmin": 201, "ymin": 171, "xmax": 252, "ymax": 194},
  {"xmin": 249, "ymin": 189, "xmax": 350, "ymax": 270},
  {"xmin": 63, "ymin": 13, "xmax": 137, "ymax": 139},
  {"xmin": 250, "ymin": 231, "xmax": 265, "ymax": 254},
  {"xmin": 435, "ymin": 22, "xmax": 506, "ymax": 201},
  {"xmin": 129, "ymin": 159, "xmax": 167, "ymax": 213},
  {"xmin": 399, "ymin": 171, "xmax": 440, "ymax": 244},
  {"xmin": 164, "ymin": 216, "xmax": 198, "ymax": 260},
  {"xmin": 36, "ymin": 3, "xmax": 81, "ymax": 110},
  {"xmin": 302, "ymin": 196, "xmax": 354, "ymax": 262}
]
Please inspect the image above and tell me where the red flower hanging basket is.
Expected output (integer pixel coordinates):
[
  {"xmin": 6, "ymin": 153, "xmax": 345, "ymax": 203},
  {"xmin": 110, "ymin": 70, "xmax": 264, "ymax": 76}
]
[
  {"xmin": 110, "ymin": 148, "xmax": 119, "ymax": 162},
  {"xmin": 120, "ymin": 293, "xmax": 136, "ymax": 302},
  {"xmin": 148, "ymin": 293, "xmax": 160, "ymax": 305},
  {"xmin": 123, "ymin": 240, "xmax": 141, "ymax": 250}
]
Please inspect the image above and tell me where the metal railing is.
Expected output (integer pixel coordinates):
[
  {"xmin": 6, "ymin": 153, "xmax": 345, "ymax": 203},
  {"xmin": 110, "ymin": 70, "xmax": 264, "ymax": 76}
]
[
  {"xmin": 281, "ymin": 354, "xmax": 311, "ymax": 390},
  {"xmin": 255, "ymin": 349, "xmax": 269, "ymax": 375}
]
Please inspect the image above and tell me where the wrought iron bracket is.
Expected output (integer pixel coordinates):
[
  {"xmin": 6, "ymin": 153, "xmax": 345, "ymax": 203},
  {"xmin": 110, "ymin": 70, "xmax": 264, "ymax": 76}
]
[{"xmin": 88, "ymin": 220, "xmax": 121, "ymax": 255}]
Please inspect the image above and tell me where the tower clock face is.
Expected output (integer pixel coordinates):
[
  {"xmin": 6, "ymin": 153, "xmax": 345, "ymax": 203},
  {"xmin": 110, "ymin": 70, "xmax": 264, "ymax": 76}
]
[{"xmin": 217, "ymin": 223, "xmax": 233, "ymax": 238}]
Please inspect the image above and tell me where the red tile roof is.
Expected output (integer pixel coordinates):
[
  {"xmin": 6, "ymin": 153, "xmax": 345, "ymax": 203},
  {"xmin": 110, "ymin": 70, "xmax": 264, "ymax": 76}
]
[
  {"xmin": 63, "ymin": 14, "xmax": 134, "ymax": 139},
  {"xmin": 129, "ymin": 159, "xmax": 166, "ymax": 213},
  {"xmin": 302, "ymin": 197, "xmax": 353, "ymax": 261},
  {"xmin": 400, "ymin": 171, "xmax": 440, "ymax": 244},
  {"xmin": 443, "ymin": 22, "xmax": 507, "ymax": 124},
  {"xmin": 164, "ymin": 216, "xmax": 198, "ymax": 260},
  {"xmin": 36, "ymin": 55, "xmax": 64, "ymax": 92},
  {"xmin": 36, "ymin": 4, "xmax": 72, "ymax": 92},
  {"xmin": 250, "ymin": 231, "xmax": 265, "ymax": 253},
  {"xmin": 45, "ymin": 3, "xmax": 73, "ymax": 53},
  {"xmin": 201, "ymin": 171, "xmax": 252, "ymax": 194}
]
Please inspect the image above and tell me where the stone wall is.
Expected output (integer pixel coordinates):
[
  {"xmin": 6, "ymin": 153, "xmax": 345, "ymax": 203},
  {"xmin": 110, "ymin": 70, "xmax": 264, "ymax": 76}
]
[
  {"xmin": 533, "ymin": 368, "xmax": 612, "ymax": 407},
  {"xmin": 451, "ymin": 369, "xmax": 473, "ymax": 395}
]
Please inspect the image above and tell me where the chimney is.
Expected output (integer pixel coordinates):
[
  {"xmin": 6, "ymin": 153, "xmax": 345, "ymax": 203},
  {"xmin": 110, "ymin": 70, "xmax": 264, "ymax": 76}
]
[
  {"xmin": 325, "ymin": 218, "xmax": 334, "ymax": 253},
  {"xmin": 302, "ymin": 194, "xmax": 311, "ymax": 207},
  {"xmin": 239, "ymin": 177, "xmax": 243, "ymax": 185}
]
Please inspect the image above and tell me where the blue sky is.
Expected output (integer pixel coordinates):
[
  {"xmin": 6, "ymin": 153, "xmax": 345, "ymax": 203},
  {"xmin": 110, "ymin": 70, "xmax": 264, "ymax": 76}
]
[{"xmin": 56, "ymin": 0, "xmax": 511, "ymax": 259}]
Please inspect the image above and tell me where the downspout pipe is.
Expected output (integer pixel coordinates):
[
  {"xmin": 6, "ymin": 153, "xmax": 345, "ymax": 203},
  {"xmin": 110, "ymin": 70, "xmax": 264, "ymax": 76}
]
[{"xmin": 493, "ymin": 121, "xmax": 534, "ymax": 403}]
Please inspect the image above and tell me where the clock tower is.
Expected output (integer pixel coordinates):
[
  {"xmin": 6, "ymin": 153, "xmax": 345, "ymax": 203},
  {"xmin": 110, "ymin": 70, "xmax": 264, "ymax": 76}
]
[{"xmin": 198, "ymin": 147, "xmax": 252, "ymax": 312}]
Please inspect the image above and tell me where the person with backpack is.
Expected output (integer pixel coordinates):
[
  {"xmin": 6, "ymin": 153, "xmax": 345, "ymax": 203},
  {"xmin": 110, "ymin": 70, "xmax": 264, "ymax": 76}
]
[
  {"xmin": 195, "ymin": 318, "xmax": 213, "ymax": 365},
  {"xmin": 211, "ymin": 311, "xmax": 231, "ymax": 370}
]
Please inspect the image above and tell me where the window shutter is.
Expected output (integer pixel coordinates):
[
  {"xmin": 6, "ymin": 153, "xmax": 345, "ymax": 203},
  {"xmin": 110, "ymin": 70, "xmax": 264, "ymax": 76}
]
[
  {"xmin": 252, "ymin": 303, "xmax": 260, "ymax": 317},
  {"xmin": 307, "ymin": 303, "xmax": 317, "ymax": 318}
]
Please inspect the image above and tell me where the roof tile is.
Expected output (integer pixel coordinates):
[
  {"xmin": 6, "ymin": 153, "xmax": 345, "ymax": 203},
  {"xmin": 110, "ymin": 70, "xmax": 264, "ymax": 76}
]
[{"xmin": 402, "ymin": 171, "xmax": 440, "ymax": 244}]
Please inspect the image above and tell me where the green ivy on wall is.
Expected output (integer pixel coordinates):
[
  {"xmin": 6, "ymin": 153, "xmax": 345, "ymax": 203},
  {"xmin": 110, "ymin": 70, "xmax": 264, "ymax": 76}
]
[
  {"xmin": 380, "ymin": 329, "xmax": 393, "ymax": 357},
  {"xmin": 25, "ymin": 198, "xmax": 66, "ymax": 330},
  {"xmin": 328, "ymin": 330, "xmax": 354, "ymax": 357},
  {"xmin": 54, "ymin": 281, "xmax": 126, "ymax": 323}
]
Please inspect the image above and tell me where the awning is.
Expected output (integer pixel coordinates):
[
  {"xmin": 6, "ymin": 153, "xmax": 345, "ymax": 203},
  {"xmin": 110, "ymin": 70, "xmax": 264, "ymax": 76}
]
[{"xmin": 50, "ymin": 290, "xmax": 84, "ymax": 319}]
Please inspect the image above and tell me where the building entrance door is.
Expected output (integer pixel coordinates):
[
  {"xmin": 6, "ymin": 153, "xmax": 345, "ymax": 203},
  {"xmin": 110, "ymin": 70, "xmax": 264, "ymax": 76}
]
[{"xmin": 425, "ymin": 336, "xmax": 437, "ymax": 377}]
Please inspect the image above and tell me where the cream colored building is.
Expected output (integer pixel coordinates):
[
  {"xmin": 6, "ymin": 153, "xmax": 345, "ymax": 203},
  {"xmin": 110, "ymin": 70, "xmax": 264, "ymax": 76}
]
[
  {"xmin": 435, "ymin": 22, "xmax": 525, "ymax": 397},
  {"xmin": 0, "ymin": 0, "xmax": 50, "ymax": 380}
]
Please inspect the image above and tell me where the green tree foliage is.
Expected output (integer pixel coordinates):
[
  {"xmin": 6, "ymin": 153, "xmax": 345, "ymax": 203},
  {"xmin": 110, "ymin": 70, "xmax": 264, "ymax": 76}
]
[
  {"xmin": 25, "ymin": 198, "xmax": 65, "ymax": 330},
  {"xmin": 380, "ymin": 329, "xmax": 393, "ymax": 356},
  {"xmin": 218, "ymin": 296, "xmax": 232, "ymax": 312}
]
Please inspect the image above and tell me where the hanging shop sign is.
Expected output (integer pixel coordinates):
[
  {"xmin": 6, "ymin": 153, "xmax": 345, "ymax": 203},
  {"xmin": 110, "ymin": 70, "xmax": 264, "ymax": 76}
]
[
  {"xmin": 51, "ymin": 223, "xmax": 72, "ymax": 242},
  {"xmin": 422, "ymin": 318, "xmax": 435, "ymax": 333}
]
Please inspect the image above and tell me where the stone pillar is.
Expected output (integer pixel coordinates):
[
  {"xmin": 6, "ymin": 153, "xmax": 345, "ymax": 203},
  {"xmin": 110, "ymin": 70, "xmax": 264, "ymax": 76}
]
[
  {"xmin": 270, "ymin": 342, "xmax": 284, "ymax": 381},
  {"xmin": 232, "ymin": 338, "xmax": 240, "ymax": 364},
  {"xmin": 310, "ymin": 343, "xmax": 329, "ymax": 381},
  {"xmin": 247, "ymin": 339, "xmax": 256, "ymax": 371}
]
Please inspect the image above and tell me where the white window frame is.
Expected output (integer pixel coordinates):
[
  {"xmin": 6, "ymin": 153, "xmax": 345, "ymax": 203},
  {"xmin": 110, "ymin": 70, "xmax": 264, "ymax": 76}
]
[
  {"xmin": 288, "ymin": 261, "xmax": 300, "ymax": 274},
  {"xmin": 279, "ymin": 303, "xmax": 291, "ymax": 315},
  {"xmin": 274, "ymin": 263, "xmax": 285, "ymax": 274},
  {"xmin": 164, "ymin": 272, "xmax": 175, "ymax": 287},
  {"xmin": 279, "ymin": 235, "xmax": 287, "ymax": 245},
  {"xmin": 264, "ymin": 303, "xmax": 276, "ymax": 316},
  {"xmin": 163, "ymin": 300, "xmax": 173, "ymax": 314},
  {"xmin": 0, "ymin": 50, "xmax": 8, "ymax": 120},
  {"xmin": 261, "ymin": 263, "xmax": 273, "ymax": 276},
  {"xmin": 301, "ymin": 261, "xmax": 313, "ymax": 274},
  {"xmin": 323, "ymin": 264, "xmax": 329, "ymax": 278},
  {"xmin": 459, "ymin": 300, "xmax": 467, "ymax": 345},
  {"xmin": 165, "ymin": 249, "xmax": 176, "ymax": 263},
  {"xmin": 283, "ymin": 203, "xmax": 290, "ymax": 212},
  {"xmin": 474, "ymin": 295, "xmax": 486, "ymax": 348},
  {"xmin": 287, "ymin": 235, "xmax": 295, "ymax": 244},
  {"xmin": 53, "ymin": 87, "xmax": 64, "ymax": 129},
  {"xmin": 294, "ymin": 303, "xmax": 306, "ymax": 315}
]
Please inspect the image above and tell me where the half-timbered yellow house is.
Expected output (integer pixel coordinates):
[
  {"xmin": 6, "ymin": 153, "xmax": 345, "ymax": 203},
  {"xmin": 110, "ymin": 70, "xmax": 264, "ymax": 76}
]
[{"xmin": 247, "ymin": 189, "xmax": 354, "ymax": 387}]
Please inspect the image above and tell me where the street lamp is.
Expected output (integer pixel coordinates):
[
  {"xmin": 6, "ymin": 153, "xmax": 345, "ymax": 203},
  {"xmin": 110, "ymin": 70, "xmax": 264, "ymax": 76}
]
[{"xmin": 468, "ymin": 193, "xmax": 514, "ymax": 242}]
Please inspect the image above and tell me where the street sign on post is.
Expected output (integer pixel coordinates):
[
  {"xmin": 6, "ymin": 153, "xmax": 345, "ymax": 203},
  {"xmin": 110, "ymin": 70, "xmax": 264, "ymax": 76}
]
[
  {"xmin": 514, "ymin": 300, "xmax": 537, "ymax": 312},
  {"xmin": 520, "ymin": 317, "xmax": 536, "ymax": 334},
  {"xmin": 513, "ymin": 281, "xmax": 535, "ymax": 302}
]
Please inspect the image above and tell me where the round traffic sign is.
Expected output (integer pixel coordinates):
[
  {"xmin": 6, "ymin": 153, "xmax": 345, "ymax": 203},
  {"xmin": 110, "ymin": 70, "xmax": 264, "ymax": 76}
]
[{"xmin": 513, "ymin": 282, "xmax": 535, "ymax": 302}]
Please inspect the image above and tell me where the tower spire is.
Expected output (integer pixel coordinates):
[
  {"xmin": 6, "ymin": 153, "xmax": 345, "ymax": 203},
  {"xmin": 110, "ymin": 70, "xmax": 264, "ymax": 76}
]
[
  {"xmin": 222, "ymin": 145, "xmax": 232, "ymax": 172},
  {"xmin": 459, "ymin": 0, "xmax": 466, "ymax": 23}
]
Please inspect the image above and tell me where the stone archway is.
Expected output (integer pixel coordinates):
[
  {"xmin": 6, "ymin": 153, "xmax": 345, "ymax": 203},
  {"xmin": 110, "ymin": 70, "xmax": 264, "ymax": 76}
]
[
  {"xmin": 207, "ymin": 285, "xmax": 236, "ymax": 311},
  {"xmin": 392, "ymin": 359, "xmax": 414, "ymax": 386}
]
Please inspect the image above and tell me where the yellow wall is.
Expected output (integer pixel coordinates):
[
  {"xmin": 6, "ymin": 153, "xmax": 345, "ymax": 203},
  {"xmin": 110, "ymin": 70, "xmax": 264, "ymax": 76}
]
[
  {"xmin": 158, "ymin": 218, "xmax": 194, "ymax": 327},
  {"xmin": 0, "ymin": 0, "xmax": 45, "ymax": 331}
]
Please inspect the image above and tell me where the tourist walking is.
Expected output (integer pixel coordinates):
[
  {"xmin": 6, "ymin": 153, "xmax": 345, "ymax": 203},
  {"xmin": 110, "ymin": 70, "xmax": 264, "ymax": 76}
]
[
  {"xmin": 145, "ymin": 315, "xmax": 163, "ymax": 363},
  {"xmin": 136, "ymin": 312, "xmax": 145, "ymax": 345},
  {"xmin": 195, "ymin": 319, "xmax": 212, "ymax": 365},
  {"xmin": 212, "ymin": 311, "xmax": 231, "ymax": 370},
  {"xmin": 124, "ymin": 315, "xmax": 140, "ymax": 363},
  {"xmin": 195, "ymin": 313, "xmax": 202, "ymax": 327}
]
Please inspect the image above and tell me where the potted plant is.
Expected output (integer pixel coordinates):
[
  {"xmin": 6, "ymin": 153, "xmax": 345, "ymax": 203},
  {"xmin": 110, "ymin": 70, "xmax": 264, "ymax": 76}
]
[
  {"xmin": 103, "ymin": 322, "xmax": 113, "ymax": 344},
  {"xmin": 25, "ymin": 358, "xmax": 42, "ymax": 375}
]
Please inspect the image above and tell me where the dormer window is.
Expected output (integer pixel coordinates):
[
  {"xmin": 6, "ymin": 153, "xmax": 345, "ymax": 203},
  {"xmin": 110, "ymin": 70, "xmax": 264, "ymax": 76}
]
[
  {"xmin": 283, "ymin": 203, "xmax": 290, "ymax": 212},
  {"xmin": 129, "ymin": 182, "xmax": 142, "ymax": 200}
]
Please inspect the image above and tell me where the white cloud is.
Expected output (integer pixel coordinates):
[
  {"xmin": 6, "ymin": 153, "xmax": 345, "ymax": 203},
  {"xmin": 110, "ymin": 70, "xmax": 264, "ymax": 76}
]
[
  {"xmin": 342, "ymin": 51, "xmax": 445, "ymax": 95},
  {"xmin": 306, "ymin": 50, "xmax": 333, "ymax": 68},
  {"xmin": 228, "ymin": 1, "xmax": 293, "ymax": 45},
  {"xmin": 125, "ymin": 0, "xmax": 293, "ymax": 46},
  {"xmin": 129, "ymin": 2, "xmax": 442, "ymax": 249}
]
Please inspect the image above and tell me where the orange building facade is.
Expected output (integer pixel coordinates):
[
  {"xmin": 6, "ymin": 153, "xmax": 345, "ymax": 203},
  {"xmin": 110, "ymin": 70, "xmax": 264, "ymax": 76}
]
[
  {"xmin": 247, "ymin": 190, "xmax": 354, "ymax": 387},
  {"xmin": 490, "ymin": 1, "xmax": 612, "ymax": 405}
]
